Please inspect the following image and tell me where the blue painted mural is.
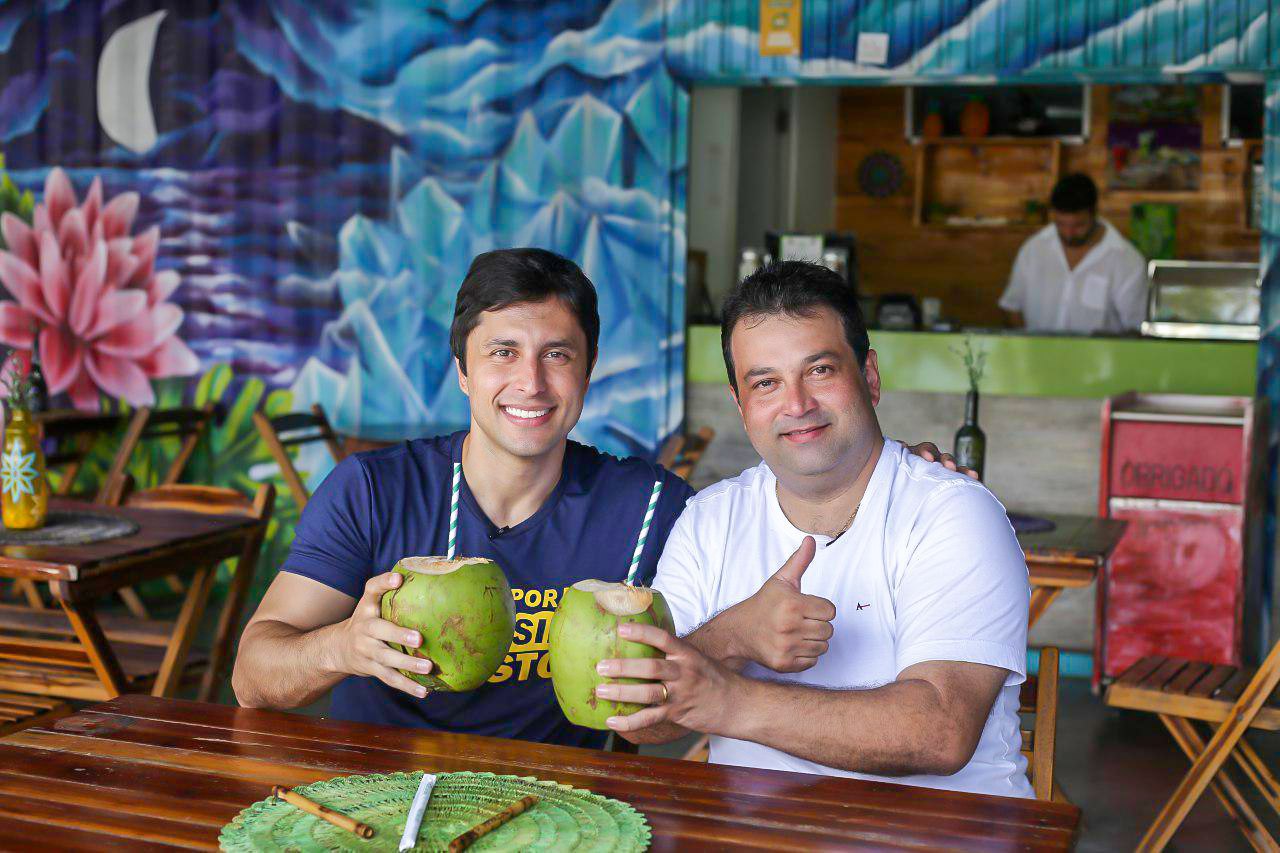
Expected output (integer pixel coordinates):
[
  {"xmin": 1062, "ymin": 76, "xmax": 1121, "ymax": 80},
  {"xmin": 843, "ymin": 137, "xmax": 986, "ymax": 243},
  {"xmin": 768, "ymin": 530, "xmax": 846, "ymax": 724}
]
[{"xmin": 0, "ymin": 0, "xmax": 686, "ymax": 470}]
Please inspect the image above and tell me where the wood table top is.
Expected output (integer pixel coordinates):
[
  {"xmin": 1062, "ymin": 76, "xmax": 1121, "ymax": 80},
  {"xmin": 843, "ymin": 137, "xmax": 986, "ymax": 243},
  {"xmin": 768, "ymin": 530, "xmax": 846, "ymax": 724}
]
[
  {"xmin": 0, "ymin": 695, "xmax": 1080, "ymax": 851},
  {"xmin": 1016, "ymin": 512, "xmax": 1128, "ymax": 571},
  {"xmin": 0, "ymin": 497, "xmax": 260, "ymax": 583}
]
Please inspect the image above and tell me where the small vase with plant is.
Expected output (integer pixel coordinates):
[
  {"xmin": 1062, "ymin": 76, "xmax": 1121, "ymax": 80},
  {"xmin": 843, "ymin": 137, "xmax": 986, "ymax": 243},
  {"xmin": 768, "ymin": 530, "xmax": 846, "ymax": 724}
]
[
  {"xmin": 951, "ymin": 335, "xmax": 988, "ymax": 481},
  {"xmin": 1, "ymin": 356, "xmax": 49, "ymax": 529}
]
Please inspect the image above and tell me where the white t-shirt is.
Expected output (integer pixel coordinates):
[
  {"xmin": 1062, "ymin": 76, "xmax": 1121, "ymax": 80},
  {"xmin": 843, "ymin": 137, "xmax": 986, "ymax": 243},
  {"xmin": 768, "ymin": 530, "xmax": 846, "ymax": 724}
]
[
  {"xmin": 999, "ymin": 219, "xmax": 1148, "ymax": 333},
  {"xmin": 653, "ymin": 438, "xmax": 1032, "ymax": 798}
]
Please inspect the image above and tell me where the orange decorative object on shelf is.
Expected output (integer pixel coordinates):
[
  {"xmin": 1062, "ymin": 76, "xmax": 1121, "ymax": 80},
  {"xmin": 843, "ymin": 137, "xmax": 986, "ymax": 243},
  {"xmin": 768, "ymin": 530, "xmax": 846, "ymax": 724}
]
[
  {"xmin": 921, "ymin": 101, "xmax": 943, "ymax": 138},
  {"xmin": 960, "ymin": 96, "xmax": 990, "ymax": 138}
]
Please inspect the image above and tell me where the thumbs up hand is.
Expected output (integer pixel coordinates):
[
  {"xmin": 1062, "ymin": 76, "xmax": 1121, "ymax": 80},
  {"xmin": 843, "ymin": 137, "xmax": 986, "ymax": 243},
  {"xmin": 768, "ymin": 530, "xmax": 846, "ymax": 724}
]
[{"xmin": 719, "ymin": 537, "xmax": 837, "ymax": 673}]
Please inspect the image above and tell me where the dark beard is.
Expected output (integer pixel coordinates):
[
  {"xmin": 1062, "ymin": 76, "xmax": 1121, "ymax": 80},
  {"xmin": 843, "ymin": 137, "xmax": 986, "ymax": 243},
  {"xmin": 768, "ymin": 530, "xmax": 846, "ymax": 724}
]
[{"xmin": 1062, "ymin": 223, "xmax": 1098, "ymax": 248}]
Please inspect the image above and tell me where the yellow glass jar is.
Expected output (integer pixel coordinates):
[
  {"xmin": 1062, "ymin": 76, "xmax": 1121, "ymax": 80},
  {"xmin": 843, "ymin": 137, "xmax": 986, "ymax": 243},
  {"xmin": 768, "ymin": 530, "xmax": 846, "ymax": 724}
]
[{"xmin": 1, "ymin": 407, "xmax": 49, "ymax": 529}]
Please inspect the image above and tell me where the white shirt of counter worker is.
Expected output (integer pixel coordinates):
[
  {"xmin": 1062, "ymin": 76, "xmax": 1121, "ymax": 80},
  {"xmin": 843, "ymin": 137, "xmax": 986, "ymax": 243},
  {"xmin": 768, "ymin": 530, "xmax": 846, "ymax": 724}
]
[
  {"xmin": 999, "ymin": 219, "xmax": 1148, "ymax": 333},
  {"xmin": 652, "ymin": 438, "xmax": 1033, "ymax": 798}
]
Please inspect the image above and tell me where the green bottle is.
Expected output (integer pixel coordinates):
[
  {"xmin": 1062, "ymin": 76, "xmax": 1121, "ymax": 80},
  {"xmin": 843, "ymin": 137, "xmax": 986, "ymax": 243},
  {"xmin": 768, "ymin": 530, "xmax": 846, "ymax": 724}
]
[{"xmin": 954, "ymin": 389, "xmax": 986, "ymax": 480}]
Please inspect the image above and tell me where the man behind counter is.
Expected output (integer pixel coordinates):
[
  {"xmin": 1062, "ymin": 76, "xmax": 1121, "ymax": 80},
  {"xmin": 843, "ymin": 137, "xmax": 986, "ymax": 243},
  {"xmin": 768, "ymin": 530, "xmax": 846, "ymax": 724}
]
[{"xmin": 999, "ymin": 173, "xmax": 1147, "ymax": 334}]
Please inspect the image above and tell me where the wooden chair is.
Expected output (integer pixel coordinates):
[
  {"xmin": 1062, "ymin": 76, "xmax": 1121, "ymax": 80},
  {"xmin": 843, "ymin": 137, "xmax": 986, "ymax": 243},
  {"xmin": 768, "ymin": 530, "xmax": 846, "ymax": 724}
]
[
  {"xmin": 1105, "ymin": 646, "xmax": 1280, "ymax": 851},
  {"xmin": 253, "ymin": 404, "xmax": 347, "ymax": 510},
  {"xmin": 100, "ymin": 405, "xmax": 215, "ymax": 507},
  {"xmin": 0, "ymin": 692, "xmax": 71, "ymax": 737},
  {"xmin": 657, "ymin": 426, "xmax": 715, "ymax": 483},
  {"xmin": 122, "ymin": 483, "xmax": 275, "ymax": 701},
  {"xmin": 1022, "ymin": 646, "xmax": 1060, "ymax": 802},
  {"xmin": 105, "ymin": 405, "xmax": 215, "ymax": 618},
  {"xmin": 676, "ymin": 647, "xmax": 1062, "ymax": 803},
  {"xmin": 0, "ymin": 483, "xmax": 274, "ymax": 704}
]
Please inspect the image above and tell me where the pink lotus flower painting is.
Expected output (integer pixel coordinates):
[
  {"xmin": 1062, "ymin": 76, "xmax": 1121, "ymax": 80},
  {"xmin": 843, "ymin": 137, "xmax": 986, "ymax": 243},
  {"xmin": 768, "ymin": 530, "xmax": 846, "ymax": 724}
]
[{"xmin": 0, "ymin": 168, "xmax": 199, "ymax": 409}]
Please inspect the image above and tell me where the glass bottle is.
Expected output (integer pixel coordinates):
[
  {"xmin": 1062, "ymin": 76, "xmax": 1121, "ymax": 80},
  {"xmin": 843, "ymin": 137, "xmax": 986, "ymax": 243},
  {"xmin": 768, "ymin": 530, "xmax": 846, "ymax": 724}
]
[
  {"xmin": 953, "ymin": 389, "xmax": 986, "ymax": 481},
  {"xmin": 1, "ymin": 405, "xmax": 50, "ymax": 529},
  {"xmin": 27, "ymin": 331, "xmax": 48, "ymax": 414}
]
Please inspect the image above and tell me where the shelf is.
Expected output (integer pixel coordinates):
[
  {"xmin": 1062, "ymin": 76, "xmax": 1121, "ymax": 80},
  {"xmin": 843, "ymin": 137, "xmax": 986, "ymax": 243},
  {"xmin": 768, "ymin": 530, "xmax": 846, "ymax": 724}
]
[
  {"xmin": 914, "ymin": 136, "xmax": 1064, "ymax": 147},
  {"xmin": 918, "ymin": 222, "xmax": 1042, "ymax": 232},
  {"xmin": 912, "ymin": 137, "xmax": 1062, "ymax": 228}
]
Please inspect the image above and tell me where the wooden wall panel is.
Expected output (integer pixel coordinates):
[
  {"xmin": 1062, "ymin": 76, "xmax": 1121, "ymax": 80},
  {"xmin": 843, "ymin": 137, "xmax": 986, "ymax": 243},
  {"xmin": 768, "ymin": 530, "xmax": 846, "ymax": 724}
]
[{"xmin": 834, "ymin": 85, "xmax": 1260, "ymax": 327}]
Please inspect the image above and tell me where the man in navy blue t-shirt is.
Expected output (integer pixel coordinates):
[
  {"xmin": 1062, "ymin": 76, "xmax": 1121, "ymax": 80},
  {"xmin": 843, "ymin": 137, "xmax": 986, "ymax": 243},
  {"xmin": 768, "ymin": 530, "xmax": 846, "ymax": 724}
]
[
  {"xmin": 232, "ymin": 248, "xmax": 965, "ymax": 749},
  {"xmin": 232, "ymin": 249, "xmax": 691, "ymax": 748}
]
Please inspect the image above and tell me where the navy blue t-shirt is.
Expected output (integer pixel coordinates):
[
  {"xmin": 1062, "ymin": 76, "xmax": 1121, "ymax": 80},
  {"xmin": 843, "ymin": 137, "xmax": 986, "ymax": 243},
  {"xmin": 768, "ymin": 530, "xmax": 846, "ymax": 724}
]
[{"xmin": 281, "ymin": 431, "xmax": 694, "ymax": 748}]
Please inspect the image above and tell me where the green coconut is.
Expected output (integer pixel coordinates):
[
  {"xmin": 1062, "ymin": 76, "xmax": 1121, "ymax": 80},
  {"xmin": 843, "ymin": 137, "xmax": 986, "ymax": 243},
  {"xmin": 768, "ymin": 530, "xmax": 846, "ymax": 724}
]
[
  {"xmin": 548, "ymin": 580, "xmax": 674, "ymax": 729},
  {"xmin": 380, "ymin": 556, "xmax": 516, "ymax": 692}
]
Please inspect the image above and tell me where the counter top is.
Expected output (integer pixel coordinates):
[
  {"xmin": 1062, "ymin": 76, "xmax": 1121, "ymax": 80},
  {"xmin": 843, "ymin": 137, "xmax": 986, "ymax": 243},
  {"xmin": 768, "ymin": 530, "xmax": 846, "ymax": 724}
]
[{"xmin": 687, "ymin": 325, "xmax": 1257, "ymax": 398}]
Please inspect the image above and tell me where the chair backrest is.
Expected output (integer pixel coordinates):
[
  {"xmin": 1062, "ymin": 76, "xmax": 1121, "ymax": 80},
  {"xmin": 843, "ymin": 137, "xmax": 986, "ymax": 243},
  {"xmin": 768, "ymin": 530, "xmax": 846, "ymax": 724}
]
[
  {"xmin": 1021, "ymin": 646, "xmax": 1060, "ymax": 801},
  {"xmin": 122, "ymin": 483, "xmax": 274, "ymax": 521},
  {"xmin": 98, "ymin": 405, "xmax": 216, "ymax": 506},
  {"xmin": 253, "ymin": 404, "xmax": 347, "ymax": 510},
  {"xmin": 96, "ymin": 407, "xmax": 153, "ymax": 504},
  {"xmin": 36, "ymin": 410, "xmax": 127, "ymax": 496},
  {"xmin": 670, "ymin": 426, "xmax": 715, "ymax": 482},
  {"xmin": 655, "ymin": 433, "xmax": 685, "ymax": 470}
]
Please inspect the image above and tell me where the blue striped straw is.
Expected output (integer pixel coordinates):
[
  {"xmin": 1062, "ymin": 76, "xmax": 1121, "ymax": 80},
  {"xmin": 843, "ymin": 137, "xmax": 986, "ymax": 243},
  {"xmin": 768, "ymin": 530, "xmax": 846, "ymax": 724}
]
[
  {"xmin": 626, "ymin": 478, "xmax": 663, "ymax": 585},
  {"xmin": 447, "ymin": 462, "xmax": 461, "ymax": 559}
]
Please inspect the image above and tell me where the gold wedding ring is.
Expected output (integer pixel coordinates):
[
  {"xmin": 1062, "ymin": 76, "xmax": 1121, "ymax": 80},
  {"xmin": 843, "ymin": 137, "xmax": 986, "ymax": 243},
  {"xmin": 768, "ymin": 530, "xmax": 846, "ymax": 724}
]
[{"xmin": 658, "ymin": 682, "xmax": 669, "ymax": 704}]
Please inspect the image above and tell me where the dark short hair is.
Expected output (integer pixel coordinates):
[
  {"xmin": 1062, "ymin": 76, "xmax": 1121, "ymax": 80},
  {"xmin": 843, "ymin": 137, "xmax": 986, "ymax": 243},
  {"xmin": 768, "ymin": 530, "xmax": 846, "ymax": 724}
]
[
  {"xmin": 720, "ymin": 260, "xmax": 869, "ymax": 394},
  {"xmin": 450, "ymin": 248, "xmax": 600, "ymax": 374},
  {"xmin": 1050, "ymin": 173, "xmax": 1098, "ymax": 213}
]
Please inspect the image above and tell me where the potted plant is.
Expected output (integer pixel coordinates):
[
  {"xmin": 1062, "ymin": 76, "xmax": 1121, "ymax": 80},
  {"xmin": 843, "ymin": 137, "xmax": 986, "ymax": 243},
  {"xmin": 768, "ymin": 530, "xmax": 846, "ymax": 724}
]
[{"xmin": 951, "ymin": 336, "xmax": 988, "ymax": 480}]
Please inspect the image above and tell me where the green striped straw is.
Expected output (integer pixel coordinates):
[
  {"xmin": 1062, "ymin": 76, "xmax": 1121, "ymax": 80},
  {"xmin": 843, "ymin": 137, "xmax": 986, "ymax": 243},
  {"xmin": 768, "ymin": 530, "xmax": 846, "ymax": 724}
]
[
  {"xmin": 447, "ymin": 462, "xmax": 461, "ymax": 559},
  {"xmin": 626, "ymin": 478, "xmax": 663, "ymax": 585}
]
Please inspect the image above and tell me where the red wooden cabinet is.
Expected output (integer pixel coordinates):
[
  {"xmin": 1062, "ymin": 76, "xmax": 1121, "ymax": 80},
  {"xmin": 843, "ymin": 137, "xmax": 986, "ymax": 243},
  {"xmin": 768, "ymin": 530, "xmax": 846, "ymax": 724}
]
[{"xmin": 1096, "ymin": 393, "xmax": 1265, "ymax": 690}]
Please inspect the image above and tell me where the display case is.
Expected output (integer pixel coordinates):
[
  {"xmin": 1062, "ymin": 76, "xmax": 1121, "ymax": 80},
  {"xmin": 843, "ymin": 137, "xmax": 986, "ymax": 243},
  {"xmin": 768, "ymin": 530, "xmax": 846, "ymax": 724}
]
[{"xmin": 1141, "ymin": 260, "xmax": 1260, "ymax": 341}]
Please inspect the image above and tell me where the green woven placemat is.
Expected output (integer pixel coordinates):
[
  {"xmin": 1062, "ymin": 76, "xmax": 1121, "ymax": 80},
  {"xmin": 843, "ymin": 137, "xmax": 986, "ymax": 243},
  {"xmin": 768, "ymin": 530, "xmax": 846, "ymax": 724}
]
[{"xmin": 219, "ymin": 771, "xmax": 651, "ymax": 852}]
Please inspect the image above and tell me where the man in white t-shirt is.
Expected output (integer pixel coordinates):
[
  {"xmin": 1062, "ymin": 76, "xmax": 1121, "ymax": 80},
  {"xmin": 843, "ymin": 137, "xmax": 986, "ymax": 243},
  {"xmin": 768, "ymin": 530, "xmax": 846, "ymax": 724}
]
[
  {"xmin": 1000, "ymin": 173, "xmax": 1148, "ymax": 334},
  {"xmin": 597, "ymin": 260, "xmax": 1032, "ymax": 798}
]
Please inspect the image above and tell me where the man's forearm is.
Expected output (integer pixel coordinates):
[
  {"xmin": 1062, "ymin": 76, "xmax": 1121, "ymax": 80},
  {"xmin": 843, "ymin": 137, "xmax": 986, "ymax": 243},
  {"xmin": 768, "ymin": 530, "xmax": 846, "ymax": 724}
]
[
  {"xmin": 719, "ymin": 677, "xmax": 975, "ymax": 777},
  {"xmin": 682, "ymin": 609, "xmax": 749, "ymax": 671},
  {"xmin": 232, "ymin": 620, "xmax": 348, "ymax": 710}
]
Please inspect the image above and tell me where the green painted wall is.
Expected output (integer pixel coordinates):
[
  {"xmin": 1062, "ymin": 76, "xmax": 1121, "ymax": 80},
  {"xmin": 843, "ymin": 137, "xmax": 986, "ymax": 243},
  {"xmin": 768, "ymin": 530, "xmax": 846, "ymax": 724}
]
[{"xmin": 688, "ymin": 326, "xmax": 1258, "ymax": 398}]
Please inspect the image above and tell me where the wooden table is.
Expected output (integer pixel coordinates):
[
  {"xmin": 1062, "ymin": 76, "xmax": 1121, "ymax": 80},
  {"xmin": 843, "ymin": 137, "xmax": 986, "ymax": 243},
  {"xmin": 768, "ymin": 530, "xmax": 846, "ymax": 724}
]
[
  {"xmin": 0, "ymin": 695, "xmax": 1080, "ymax": 850},
  {"xmin": 1016, "ymin": 512, "xmax": 1128, "ymax": 628},
  {"xmin": 0, "ymin": 498, "xmax": 263, "ymax": 701}
]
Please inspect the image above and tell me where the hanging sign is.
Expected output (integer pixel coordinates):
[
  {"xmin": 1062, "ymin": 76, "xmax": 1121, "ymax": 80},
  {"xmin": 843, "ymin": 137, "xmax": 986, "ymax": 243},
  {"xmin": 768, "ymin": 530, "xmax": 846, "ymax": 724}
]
[{"xmin": 759, "ymin": 0, "xmax": 801, "ymax": 57}]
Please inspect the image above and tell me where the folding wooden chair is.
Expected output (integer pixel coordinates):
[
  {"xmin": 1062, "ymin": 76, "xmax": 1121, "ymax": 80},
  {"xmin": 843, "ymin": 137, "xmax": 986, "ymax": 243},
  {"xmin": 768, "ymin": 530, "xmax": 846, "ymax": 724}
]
[
  {"xmin": 253, "ymin": 404, "xmax": 347, "ymax": 510},
  {"xmin": 1105, "ymin": 645, "xmax": 1280, "ymax": 851},
  {"xmin": 0, "ymin": 693, "xmax": 72, "ymax": 737},
  {"xmin": 1022, "ymin": 647, "xmax": 1060, "ymax": 802},
  {"xmin": 99, "ymin": 405, "xmax": 215, "ymax": 507},
  {"xmin": 122, "ymin": 483, "xmax": 275, "ymax": 701},
  {"xmin": 657, "ymin": 426, "xmax": 716, "ymax": 483},
  {"xmin": 103, "ymin": 405, "xmax": 216, "ymax": 618},
  {"xmin": 0, "ymin": 483, "xmax": 274, "ymax": 704}
]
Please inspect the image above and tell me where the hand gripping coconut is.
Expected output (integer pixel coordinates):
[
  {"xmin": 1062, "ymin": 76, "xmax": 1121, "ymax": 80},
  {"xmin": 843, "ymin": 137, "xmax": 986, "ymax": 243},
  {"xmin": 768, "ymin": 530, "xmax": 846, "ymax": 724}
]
[
  {"xmin": 379, "ymin": 462, "xmax": 516, "ymax": 693},
  {"xmin": 381, "ymin": 556, "xmax": 516, "ymax": 692},
  {"xmin": 548, "ymin": 477, "xmax": 673, "ymax": 729},
  {"xmin": 548, "ymin": 579, "xmax": 674, "ymax": 729}
]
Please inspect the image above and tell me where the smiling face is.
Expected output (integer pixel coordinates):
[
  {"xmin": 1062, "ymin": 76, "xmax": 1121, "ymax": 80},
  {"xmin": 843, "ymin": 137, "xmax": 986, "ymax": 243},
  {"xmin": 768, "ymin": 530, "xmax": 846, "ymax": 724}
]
[
  {"xmin": 457, "ymin": 297, "xmax": 592, "ymax": 462},
  {"xmin": 729, "ymin": 307, "xmax": 882, "ymax": 485}
]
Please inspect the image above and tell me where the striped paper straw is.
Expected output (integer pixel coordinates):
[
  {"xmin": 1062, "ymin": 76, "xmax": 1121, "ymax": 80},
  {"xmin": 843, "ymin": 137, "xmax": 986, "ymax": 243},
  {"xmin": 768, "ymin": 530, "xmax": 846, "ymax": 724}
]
[
  {"xmin": 626, "ymin": 478, "xmax": 663, "ymax": 585},
  {"xmin": 447, "ymin": 462, "xmax": 461, "ymax": 559}
]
